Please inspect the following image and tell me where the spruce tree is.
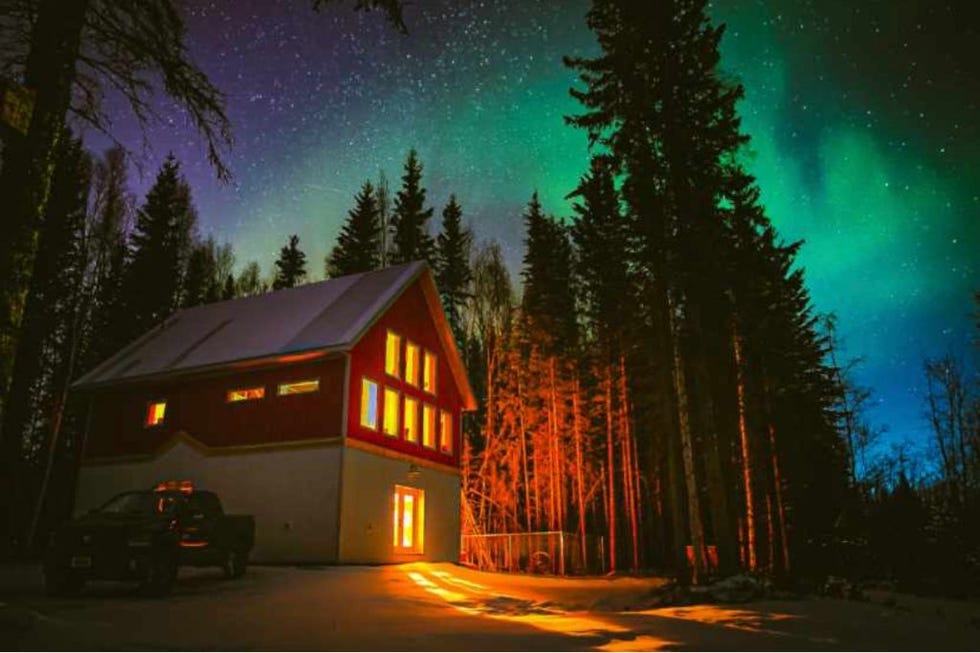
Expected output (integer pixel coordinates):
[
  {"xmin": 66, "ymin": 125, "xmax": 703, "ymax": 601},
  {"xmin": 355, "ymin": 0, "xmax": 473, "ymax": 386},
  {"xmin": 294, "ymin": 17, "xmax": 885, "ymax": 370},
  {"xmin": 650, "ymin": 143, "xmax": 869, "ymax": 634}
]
[
  {"xmin": 520, "ymin": 192, "xmax": 577, "ymax": 355},
  {"xmin": 120, "ymin": 154, "xmax": 197, "ymax": 339},
  {"xmin": 273, "ymin": 235, "xmax": 307, "ymax": 290},
  {"xmin": 182, "ymin": 237, "xmax": 220, "ymax": 308},
  {"xmin": 435, "ymin": 194, "xmax": 472, "ymax": 345},
  {"xmin": 0, "ymin": 133, "xmax": 90, "ymax": 551},
  {"xmin": 326, "ymin": 180, "xmax": 382, "ymax": 278},
  {"xmin": 237, "ymin": 261, "xmax": 265, "ymax": 297},
  {"xmin": 389, "ymin": 149, "xmax": 435, "ymax": 266}
]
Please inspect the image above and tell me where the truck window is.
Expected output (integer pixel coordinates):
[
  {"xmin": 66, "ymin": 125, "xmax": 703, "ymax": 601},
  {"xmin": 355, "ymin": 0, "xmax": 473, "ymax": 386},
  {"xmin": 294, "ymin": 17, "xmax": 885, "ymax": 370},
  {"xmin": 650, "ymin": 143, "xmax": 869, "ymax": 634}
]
[{"xmin": 189, "ymin": 492, "xmax": 223, "ymax": 517}]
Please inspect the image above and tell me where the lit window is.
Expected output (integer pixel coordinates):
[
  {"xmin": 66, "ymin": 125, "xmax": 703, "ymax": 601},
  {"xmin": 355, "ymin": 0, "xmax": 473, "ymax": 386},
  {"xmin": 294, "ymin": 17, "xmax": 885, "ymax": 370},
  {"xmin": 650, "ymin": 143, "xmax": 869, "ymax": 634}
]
[
  {"xmin": 422, "ymin": 404, "xmax": 436, "ymax": 449},
  {"xmin": 227, "ymin": 387, "xmax": 265, "ymax": 402},
  {"xmin": 360, "ymin": 378, "xmax": 379, "ymax": 430},
  {"xmin": 385, "ymin": 331, "xmax": 401, "ymax": 378},
  {"xmin": 405, "ymin": 341, "xmax": 420, "ymax": 387},
  {"xmin": 277, "ymin": 379, "xmax": 319, "ymax": 395},
  {"xmin": 393, "ymin": 485, "xmax": 424, "ymax": 553},
  {"xmin": 440, "ymin": 410, "xmax": 453, "ymax": 454},
  {"xmin": 145, "ymin": 401, "xmax": 167, "ymax": 427},
  {"xmin": 383, "ymin": 388, "xmax": 400, "ymax": 437},
  {"xmin": 423, "ymin": 351, "xmax": 437, "ymax": 394},
  {"xmin": 403, "ymin": 396, "xmax": 418, "ymax": 443}
]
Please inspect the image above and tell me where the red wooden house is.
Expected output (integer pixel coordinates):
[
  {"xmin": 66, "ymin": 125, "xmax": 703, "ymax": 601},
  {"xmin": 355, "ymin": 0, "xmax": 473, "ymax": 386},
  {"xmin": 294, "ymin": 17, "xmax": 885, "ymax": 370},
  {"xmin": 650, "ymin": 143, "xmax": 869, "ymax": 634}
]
[{"xmin": 72, "ymin": 262, "xmax": 476, "ymax": 563}]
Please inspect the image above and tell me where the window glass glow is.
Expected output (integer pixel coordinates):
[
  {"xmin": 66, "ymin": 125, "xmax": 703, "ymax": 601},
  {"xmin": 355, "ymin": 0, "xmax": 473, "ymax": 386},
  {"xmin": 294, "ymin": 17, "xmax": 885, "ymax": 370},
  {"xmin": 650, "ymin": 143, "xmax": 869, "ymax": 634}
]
[
  {"xmin": 145, "ymin": 401, "xmax": 167, "ymax": 427},
  {"xmin": 360, "ymin": 378, "xmax": 379, "ymax": 430},
  {"xmin": 383, "ymin": 388, "xmax": 400, "ymax": 437},
  {"xmin": 404, "ymin": 396, "xmax": 418, "ymax": 443},
  {"xmin": 277, "ymin": 379, "xmax": 319, "ymax": 395},
  {"xmin": 440, "ymin": 410, "xmax": 453, "ymax": 454},
  {"xmin": 227, "ymin": 386, "xmax": 265, "ymax": 402},
  {"xmin": 422, "ymin": 403, "xmax": 436, "ymax": 448},
  {"xmin": 393, "ymin": 485, "xmax": 424, "ymax": 553},
  {"xmin": 405, "ymin": 341, "xmax": 420, "ymax": 387},
  {"xmin": 423, "ymin": 351, "xmax": 437, "ymax": 394},
  {"xmin": 385, "ymin": 331, "xmax": 401, "ymax": 378}
]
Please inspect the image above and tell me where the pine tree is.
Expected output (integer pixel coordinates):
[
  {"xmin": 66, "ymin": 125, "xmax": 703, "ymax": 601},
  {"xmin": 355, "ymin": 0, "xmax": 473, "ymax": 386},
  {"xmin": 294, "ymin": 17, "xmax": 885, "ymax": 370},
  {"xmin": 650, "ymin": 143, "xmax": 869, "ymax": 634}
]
[
  {"xmin": 520, "ymin": 192, "xmax": 577, "ymax": 356},
  {"xmin": 221, "ymin": 275, "xmax": 236, "ymax": 300},
  {"xmin": 120, "ymin": 154, "xmax": 197, "ymax": 339},
  {"xmin": 326, "ymin": 180, "xmax": 382, "ymax": 278},
  {"xmin": 0, "ymin": 133, "xmax": 90, "ymax": 552},
  {"xmin": 389, "ymin": 149, "xmax": 435, "ymax": 266},
  {"xmin": 435, "ymin": 194, "xmax": 472, "ymax": 345},
  {"xmin": 182, "ymin": 237, "xmax": 220, "ymax": 308},
  {"xmin": 273, "ymin": 235, "xmax": 307, "ymax": 290},
  {"xmin": 237, "ymin": 261, "xmax": 265, "ymax": 297}
]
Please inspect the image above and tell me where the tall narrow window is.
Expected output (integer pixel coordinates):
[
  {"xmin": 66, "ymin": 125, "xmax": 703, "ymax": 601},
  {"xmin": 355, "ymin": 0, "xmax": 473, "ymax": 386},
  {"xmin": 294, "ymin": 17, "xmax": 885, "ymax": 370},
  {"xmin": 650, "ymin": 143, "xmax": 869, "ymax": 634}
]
[
  {"xmin": 403, "ymin": 396, "xmax": 419, "ymax": 443},
  {"xmin": 393, "ymin": 485, "xmax": 424, "ymax": 553},
  {"xmin": 422, "ymin": 404, "xmax": 436, "ymax": 449},
  {"xmin": 383, "ymin": 388, "xmax": 400, "ymax": 437},
  {"xmin": 440, "ymin": 410, "xmax": 453, "ymax": 454},
  {"xmin": 385, "ymin": 331, "xmax": 401, "ymax": 378},
  {"xmin": 145, "ymin": 401, "xmax": 167, "ymax": 427},
  {"xmin": 404, "ymin": 341, "xmax": 420, "ymax": 387},
  {"xmin": 360, "ymin": 378, "xmax": 379, "ymax": 430},
  {"xmin": 423, "ymin": 351, "xmax": 437, "ymax": 395}
]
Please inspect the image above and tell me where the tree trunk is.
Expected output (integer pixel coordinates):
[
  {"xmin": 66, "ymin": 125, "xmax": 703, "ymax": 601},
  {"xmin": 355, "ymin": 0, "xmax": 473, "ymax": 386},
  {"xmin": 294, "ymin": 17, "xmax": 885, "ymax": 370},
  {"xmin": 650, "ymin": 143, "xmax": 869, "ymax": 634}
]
[
  {"xmin": 572, "ymin": 377, "xmax": 587, "ymax": 569},
  {"xmin": 0, "ymin": 0, "xmax": 90, "ymax": 556},
  {"xmin": 668, "ymin": 297, "xmax": 707, "ymax": 584},
  {"xmin": 605, "ymin": 364, "xmax": 617, "ymax": 573},
  {"xmin": 732, "ymin": 320, "xmax": 757, "ymax": 571}
]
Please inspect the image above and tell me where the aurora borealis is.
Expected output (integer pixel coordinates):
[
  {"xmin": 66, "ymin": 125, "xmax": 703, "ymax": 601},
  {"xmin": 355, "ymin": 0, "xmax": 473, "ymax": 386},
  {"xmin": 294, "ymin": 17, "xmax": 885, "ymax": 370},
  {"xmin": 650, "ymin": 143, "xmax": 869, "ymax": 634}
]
[{"xmin": 92, "ymin": 0, "xmax": 978, "ymax": 460}]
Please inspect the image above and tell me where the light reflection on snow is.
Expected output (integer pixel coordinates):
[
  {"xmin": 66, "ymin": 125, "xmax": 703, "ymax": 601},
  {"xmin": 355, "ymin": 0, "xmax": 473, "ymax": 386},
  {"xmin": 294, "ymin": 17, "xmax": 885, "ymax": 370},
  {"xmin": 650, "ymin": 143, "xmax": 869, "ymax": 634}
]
[{"xmin": 403, "ymin": 564, "xmax": 677, "ymax": 651}]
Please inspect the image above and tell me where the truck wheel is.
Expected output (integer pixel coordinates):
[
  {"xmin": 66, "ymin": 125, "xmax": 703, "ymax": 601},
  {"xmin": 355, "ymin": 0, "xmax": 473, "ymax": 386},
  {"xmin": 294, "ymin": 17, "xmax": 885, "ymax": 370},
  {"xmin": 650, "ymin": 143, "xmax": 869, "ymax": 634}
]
[
  {"xmin": 222, "ymin": 548, "xmax": 247, "ymax": 579},
  {"xmin": 140, "ymin": 552, "xmax": 178, "ymax": 597},
  {"xmin": 44, "ymin": 567, "xmax": 84, "ymax": 597}
]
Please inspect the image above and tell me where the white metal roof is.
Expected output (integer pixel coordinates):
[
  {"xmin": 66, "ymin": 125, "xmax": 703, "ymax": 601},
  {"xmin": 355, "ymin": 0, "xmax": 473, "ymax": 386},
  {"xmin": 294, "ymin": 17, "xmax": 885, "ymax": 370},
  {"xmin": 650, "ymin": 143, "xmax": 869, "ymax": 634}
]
[{"xmin": 75, "ymin": 262, "xmax": 425, "ymax": 389}]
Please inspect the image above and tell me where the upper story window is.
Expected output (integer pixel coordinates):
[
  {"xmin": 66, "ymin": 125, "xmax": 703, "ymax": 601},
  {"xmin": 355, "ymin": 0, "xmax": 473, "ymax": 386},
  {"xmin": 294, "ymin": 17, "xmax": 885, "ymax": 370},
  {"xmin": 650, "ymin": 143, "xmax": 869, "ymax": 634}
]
[
  {"xmin": 385, "ymin": 331, "xmax": 401, "ymax": 378},
  {"xmin": 360, "ymin": 378, "xmax": 379, "ymax": 430},
  {"xmin": 440, "ymin": 410, "xmax": 453, "ymax": 454},
  {"xmin": 145, "ymin": 401, "xmax": 167, "ymax": 428},
  {"xmin": 383, "ymin": 387, "xmax": 400, "ymax": 438},
  {"xmin": 227, "ymin": 387, "xmax": 265, "ymax": 403},
  {"xmin": 405, "ymin": 341, "xmax": 420, "ymax": 387},
  {"xmin": 423, "ymin": 351, "xmax": 437, "ymax": 395},
  {"xmin": 422, "ymin": 403, "xmax": 436, "ymax": 449},
  {"xmin": 277, "ymin": 379, "xmax": 319, "ymax": 396},
  {"xmin": 403, "ymin": 396, "xmax": 419, "ymax": 443}
]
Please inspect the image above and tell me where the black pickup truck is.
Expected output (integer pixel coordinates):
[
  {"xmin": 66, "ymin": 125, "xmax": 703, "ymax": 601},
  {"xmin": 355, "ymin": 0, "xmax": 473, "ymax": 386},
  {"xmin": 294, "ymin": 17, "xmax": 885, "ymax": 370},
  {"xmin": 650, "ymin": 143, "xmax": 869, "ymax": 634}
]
[{"xmin": 44, "ymin": 481, "xmax": 255, "ymax": 596}]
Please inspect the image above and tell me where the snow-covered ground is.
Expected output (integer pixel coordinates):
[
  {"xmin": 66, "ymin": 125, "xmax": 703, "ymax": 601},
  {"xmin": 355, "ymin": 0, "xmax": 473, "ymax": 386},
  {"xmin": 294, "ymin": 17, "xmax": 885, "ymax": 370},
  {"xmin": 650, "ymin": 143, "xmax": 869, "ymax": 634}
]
[{"xmin": 1, "ymin": 562, "xmax": 977, "ymax": 650}]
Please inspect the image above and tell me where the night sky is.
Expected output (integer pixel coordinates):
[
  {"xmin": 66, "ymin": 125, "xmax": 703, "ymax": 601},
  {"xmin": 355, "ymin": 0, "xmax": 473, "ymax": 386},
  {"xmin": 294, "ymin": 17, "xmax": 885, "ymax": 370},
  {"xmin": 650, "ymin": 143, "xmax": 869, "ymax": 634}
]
[{"xmin": 89, "ymin": 0, "xmax": 978, "ymax": 463}]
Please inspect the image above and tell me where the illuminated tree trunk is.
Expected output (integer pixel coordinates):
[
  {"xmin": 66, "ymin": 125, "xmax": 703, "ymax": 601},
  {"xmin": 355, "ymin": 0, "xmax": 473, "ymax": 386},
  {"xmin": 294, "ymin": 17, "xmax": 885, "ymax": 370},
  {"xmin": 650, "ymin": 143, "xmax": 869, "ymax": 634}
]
[
  {"xmin": 572, "ymin": 377, "xmax": 587, "ymax": 568},
  {"xmin": 618, "ymin": 356, "xmax": 639, "ymax": 571},
  {"xmin": 604, "ymin": 365, "xmax": 617, "ymax": 573},
  {"xmin": 517, "ymin": 374, "xmax": 532, "ymax": 533},
  {"xmin": 764, "ymin": 379, "xmax": 791, "ymax": 575},
  {"xmin": 732, "ymin": 321, "xmax": 757, "ymax": 571},
  {"xmin": 669, "ymin": 300, "xmax": 706, "ymax": 584}
]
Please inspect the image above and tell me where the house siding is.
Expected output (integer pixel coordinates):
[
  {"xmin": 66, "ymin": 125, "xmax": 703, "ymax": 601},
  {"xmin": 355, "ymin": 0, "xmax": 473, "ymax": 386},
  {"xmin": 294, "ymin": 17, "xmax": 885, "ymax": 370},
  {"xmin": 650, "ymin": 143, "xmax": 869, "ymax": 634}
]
[
  {"xmin": 77, "ymin": 439, "xmax": 343, "ymax": 562},
  {"xmin": 337, "ymin": 445, "xmax": 460, "ymax": 564},
  {"xmin": 346, "ymin": 281, "xmax": 462, "ymax": 469},
  {"xmin": 83, "ymin": 356, "xmax": 346, "ymax": 460}
]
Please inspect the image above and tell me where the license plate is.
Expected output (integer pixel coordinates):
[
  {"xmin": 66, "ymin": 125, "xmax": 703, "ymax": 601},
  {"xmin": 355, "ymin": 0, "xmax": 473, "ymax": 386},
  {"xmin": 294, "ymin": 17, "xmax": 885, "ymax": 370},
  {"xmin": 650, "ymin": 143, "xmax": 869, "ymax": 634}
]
[{"xmin": 70, "ymin": 555, "xmax": 92, "ymax": 569}]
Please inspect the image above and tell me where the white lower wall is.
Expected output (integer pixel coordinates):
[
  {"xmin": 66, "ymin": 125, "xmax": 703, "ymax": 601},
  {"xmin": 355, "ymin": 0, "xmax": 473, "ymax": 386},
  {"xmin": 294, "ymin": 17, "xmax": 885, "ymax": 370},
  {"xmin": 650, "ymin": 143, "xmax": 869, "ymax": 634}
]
[
  {"xmin": 338, "ymin": 446, "xmax": 460, "ymax": 564},
  {"xmin": 76, "ymin": 439, "xmax": 342, "ymax": 563}
]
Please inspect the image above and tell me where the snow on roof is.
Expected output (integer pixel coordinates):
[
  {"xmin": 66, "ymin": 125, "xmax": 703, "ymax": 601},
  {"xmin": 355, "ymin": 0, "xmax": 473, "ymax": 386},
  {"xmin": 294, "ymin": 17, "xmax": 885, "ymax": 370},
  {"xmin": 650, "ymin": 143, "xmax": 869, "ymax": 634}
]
[{"xmin": 74, "ymin": 262, "xmax": 425, "ymax": 389}]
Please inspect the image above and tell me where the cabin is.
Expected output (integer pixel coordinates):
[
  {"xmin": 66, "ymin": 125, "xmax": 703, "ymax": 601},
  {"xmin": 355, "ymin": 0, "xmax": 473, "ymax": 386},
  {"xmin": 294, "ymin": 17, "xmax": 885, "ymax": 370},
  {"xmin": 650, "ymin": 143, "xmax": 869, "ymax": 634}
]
[{"xmin": 71, "ymin": 262, "xmax": 476, "ymax": 564}]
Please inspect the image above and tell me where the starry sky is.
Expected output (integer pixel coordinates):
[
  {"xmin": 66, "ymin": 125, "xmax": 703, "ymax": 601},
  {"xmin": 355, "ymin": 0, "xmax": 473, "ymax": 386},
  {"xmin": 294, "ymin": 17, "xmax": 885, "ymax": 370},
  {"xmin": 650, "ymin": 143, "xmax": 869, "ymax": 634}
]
[{"xmin": 89, "ymin": 0, "xmax": 978, "ymax": 461}]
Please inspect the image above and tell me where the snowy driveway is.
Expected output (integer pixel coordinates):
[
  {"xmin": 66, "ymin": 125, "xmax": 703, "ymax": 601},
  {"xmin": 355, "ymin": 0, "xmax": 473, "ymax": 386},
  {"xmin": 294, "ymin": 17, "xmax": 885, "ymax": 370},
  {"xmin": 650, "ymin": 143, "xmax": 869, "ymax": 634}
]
[{"xmin": 1, "ymin": 562, "xmax": 977, "ymax": 650}]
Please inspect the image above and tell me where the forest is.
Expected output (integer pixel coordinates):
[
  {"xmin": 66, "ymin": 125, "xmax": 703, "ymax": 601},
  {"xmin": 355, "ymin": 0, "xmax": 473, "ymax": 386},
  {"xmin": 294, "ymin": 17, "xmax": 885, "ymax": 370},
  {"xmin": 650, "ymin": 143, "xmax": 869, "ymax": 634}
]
[{"xmin": 0, "ymin": 0, "xmax": 977, "ymax": 596}]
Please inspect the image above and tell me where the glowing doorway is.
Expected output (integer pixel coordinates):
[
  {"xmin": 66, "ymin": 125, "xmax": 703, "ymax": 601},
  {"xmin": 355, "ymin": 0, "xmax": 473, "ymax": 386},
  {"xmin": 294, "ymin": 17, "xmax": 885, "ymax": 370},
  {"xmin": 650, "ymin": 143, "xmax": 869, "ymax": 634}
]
[{"xmin": 393, "ymin": 485, "xmax": 425, "ymax": 554}]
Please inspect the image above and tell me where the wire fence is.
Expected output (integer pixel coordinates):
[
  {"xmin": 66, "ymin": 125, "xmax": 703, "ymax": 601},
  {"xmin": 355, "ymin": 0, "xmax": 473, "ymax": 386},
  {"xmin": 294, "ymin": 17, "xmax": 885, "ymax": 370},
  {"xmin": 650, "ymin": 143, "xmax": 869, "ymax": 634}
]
[{"xmin": 461, "ymin": 531, "xmax": 606, "ymax": 576}]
